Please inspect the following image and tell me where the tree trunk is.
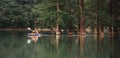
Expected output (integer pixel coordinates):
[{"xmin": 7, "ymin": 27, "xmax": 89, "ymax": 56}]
[
  {"xmin": 67, "ymin": 0, "xmax": 73, "ymax": 35},
  {"xmin": 96, "ymin": 0, "xmax": 99, "ymax": 35},
  {"xmin": 56, "ymin": 0, "xmax": 61, "ymax": 35},
  {"xmin": 109, "ymin": 26, "xmax": 113, "ymax": 34},
  {"xmin": 99, "ymin": 0, "xmax": 104, "ymax": 35},
  {"xmin": 76, "ymin": 0, "xmax": 81, "ymax": 34},
  {"xmin": 109, "ymin": 0, "xmax": 120, "ymax": 34},
  {"xmin": 79, "ymin": 0, "xmax": 85, "ymax": 34}
]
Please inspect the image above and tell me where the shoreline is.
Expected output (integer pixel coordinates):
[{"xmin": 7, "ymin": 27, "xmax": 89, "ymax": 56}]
[
  {"xmin": 0, "ymin": 28, "xmax": 78, "ymax": 32},
  {"xmin": 0, "ymin": 29, "xmax": 27, "ymax": 31},
  {"xmin": 0, "ymin": 28, "xmax": 51, "ymax": 31},
  {"xmin": 0, "ymin": 29, "xmax": 119, "ymax": 34}
]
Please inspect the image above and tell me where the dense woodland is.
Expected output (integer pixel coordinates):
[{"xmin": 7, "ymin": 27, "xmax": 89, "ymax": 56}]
[{"xmin": 0, "ymin": 0, "xmax": 120, "ymax": 34}]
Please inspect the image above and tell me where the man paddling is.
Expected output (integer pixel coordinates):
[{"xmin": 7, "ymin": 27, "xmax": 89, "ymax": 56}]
[{"xmin": 27, "ymin": 27, "xmax": 38, "ymax": 33}]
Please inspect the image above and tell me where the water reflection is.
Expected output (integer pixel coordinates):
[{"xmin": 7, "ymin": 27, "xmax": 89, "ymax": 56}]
[
  {"xmin": 55, "ymin": 35, "xmax": 61, "ymax": 58},
  {"xmin": 55, "ymin": 35, "xmax": 61, "ymax": 48},
  {"xmin": 109, "ymin": 35, "xmax": 120, "ymax": 58},
  {"xmin": 77, "ymin": 35, "xmax": 85, "ymax": 58},
  {"xmin": 27, "ymin": 36, "xmax": 39, "ymax": 44},
  {"xmin": 0, "ymin": 31, "xmax": 120, "ymax": 58},
  {"xmin": 27, "ymin": 33, "xmax": 41, "ymax": 44},
  {"xmin": 68, "ymin": 35, "xmax": 72, "ymax": 51}
]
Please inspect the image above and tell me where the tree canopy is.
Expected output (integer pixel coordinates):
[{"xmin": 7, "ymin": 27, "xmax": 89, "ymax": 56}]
[{"xmin": 0, "ymin": 0, "xmax": 119, "ymax": 32}]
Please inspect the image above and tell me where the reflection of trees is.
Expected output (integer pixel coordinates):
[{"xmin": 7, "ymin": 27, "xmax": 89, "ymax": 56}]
[
  {"xmin": 67, "ymin": 35, "xmax": 73, "ymax": 58},
  {"xmin": 56, "ymin": 35, "xmax": 61, "ymax": 49},
  {"xmin": 96, "ymin": 35, "xmax": 103, "ymax": 58},
  {"xmin": 2, "ymin": 31, "xmax": 119, "ymax": 58},
  {"xmin": 68, "ymin": 35, "xmax": 72, "ymax": 51},
  {"xmin": 0, "ymin": 32, "xmax": 75, "ymax": 58},
  {"xmin": 97, "ymin": 35, "xmax": 116, "ymax": 58},
  {"xmin": 0, "ymin": 32, "xmax": 32, "ymax": 58},
  {"xmin": 55, "ymin": 35, "xmax": 61, "ymax": 58},
  {"xmin": 77, "ymin": 35, "xmax": 85, "ymax": 58},
  {"xmin": 110, "ymin": 35, "xmax": 120, "ymax": 58}
]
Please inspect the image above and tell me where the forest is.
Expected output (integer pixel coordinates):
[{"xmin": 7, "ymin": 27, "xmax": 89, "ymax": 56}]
[{"xmin": 0, "ymin": 0, "xmax": 120, "ymax": 34}]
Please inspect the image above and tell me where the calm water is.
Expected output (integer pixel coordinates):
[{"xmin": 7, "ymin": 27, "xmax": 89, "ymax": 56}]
[{"xmin": 0, "ymin": 31, "xmax": 120, "ymax": 58}]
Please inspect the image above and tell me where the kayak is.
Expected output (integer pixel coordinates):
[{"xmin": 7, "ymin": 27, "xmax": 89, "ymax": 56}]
[{"xmin": 28, "ymin": 33, "xmax": 41, "ymax": 37}]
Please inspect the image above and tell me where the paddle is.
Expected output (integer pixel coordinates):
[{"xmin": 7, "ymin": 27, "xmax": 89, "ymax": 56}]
[
  {"xmin": 27, "ymin": 27, "xmax": 39, "ymax": 33},
  {"xmin": 27, "ymin": 27, "xmax": 32, "ymax": 31}
]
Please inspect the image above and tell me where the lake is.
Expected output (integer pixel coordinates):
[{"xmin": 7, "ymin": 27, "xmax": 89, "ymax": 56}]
[{"xmin": 0, "ymin": 31, "xmax": 120, "ymax": 58}]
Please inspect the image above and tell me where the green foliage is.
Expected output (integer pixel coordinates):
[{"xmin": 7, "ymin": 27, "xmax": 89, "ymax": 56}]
[
  {"xmin": 0, "ymin": 0, "xmax": 36, "ymax": 28},
  {"xmin": 0, "ymin": 0, "xmax": 119, "ymax": 29}
]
